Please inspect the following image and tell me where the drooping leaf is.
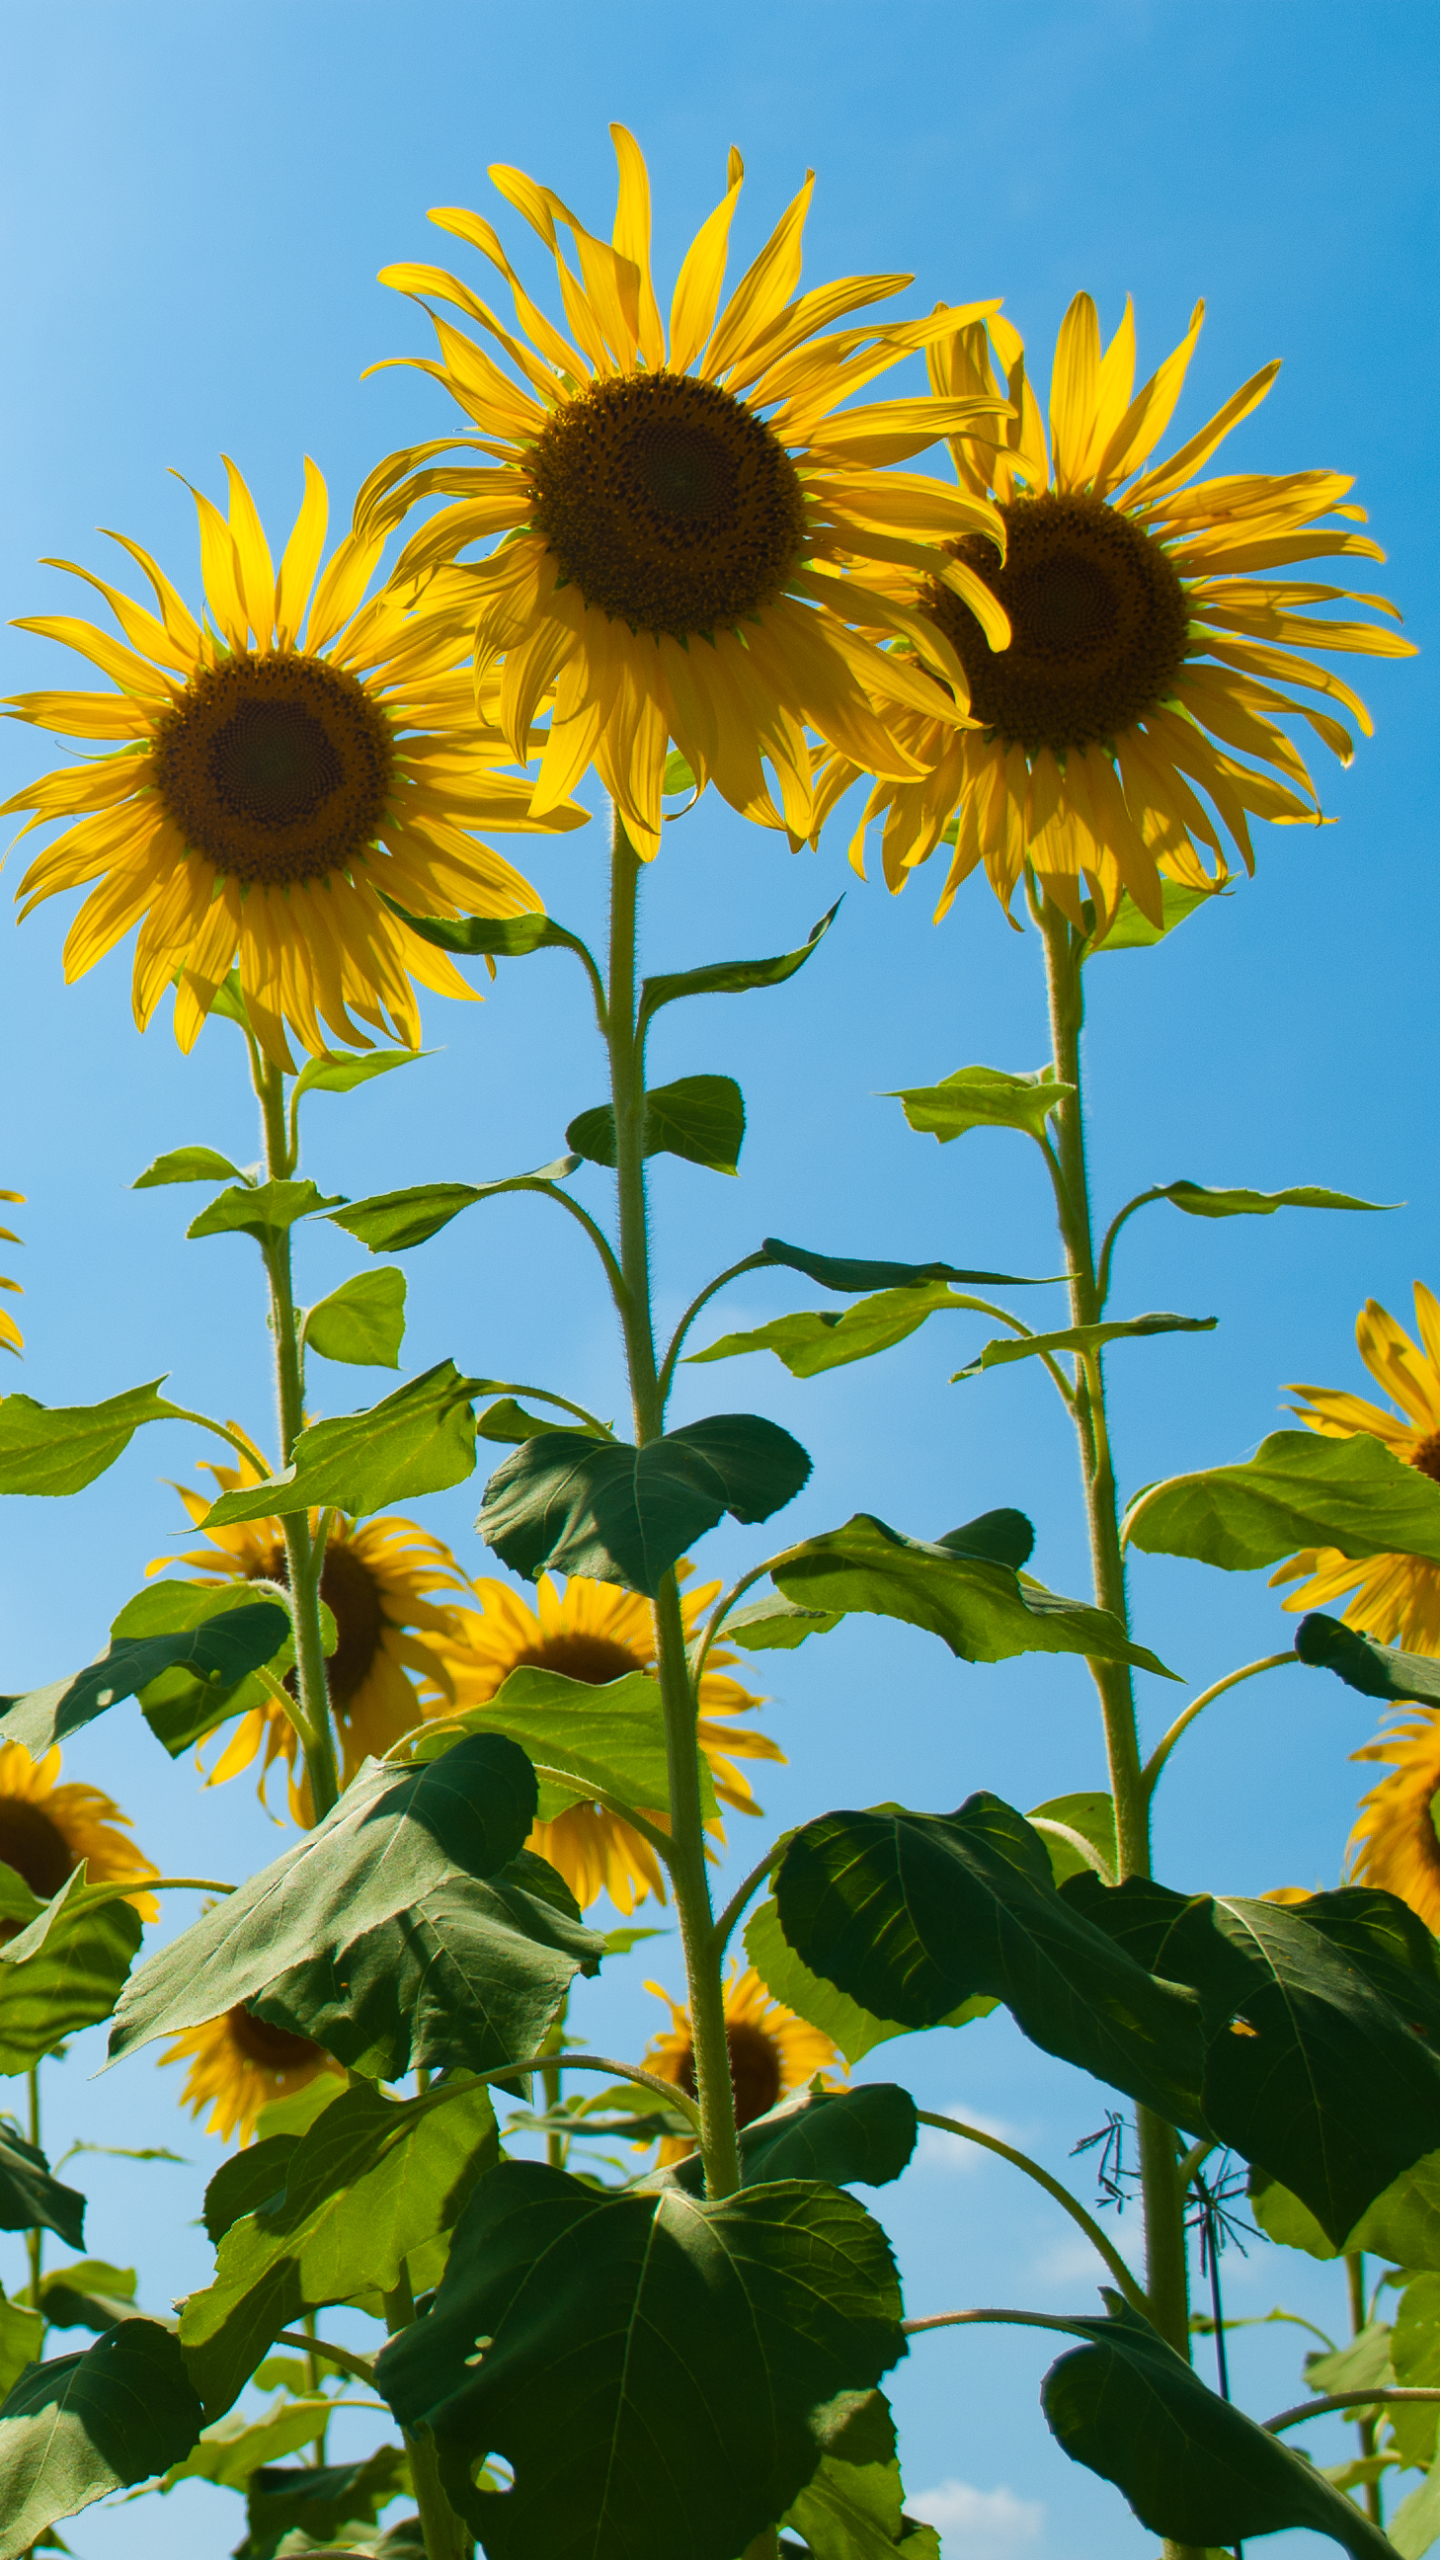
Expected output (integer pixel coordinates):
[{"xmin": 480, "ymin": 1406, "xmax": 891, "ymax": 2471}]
[
  {"xmin": 179, "ymin": 2077, "xmax": 498, "ymax": 2419},
  {"xmin": 723, "ymin": 1595, "xmax": 844, "ymax": 1652},
  {"xmin": 379, "ymin": 902, "xmax": 589, "ymax": 962},
  {"xmin": 109, "ymin": 1734, "xmax": 600, "ymax": 2083},
  {"xmin": 0, "ymin": 2320, "xmax": 203, "ymax": 2560},
  {"xmin": 775, "ymin": 1797, "xmax": 1205, "ymax": 2127},
  {"xmin": 1296, "ymin": 1612, "xmax": 1440, "ymax": 1706},
  {"xmin": 303, "ymin": 1268, "xmax": 408, "ymax": 1369},
  {"xmin": 406, "ymin": 1664, "xmax": 710, "ymax": 1823},
  {"xmin": 0, "ymin": 1603, "xmax": 291, "ymax": 1758},
  {"xmin": 374, "ymin": 2158, "xmax": 905, "ymax": 2560},
  {"xmin": 204, "ymin": 1362, "xmax": 484, "ymax": 1524},
  {"xmin": 1123, "ymin": 1428, "xmax": 1440, "ymax": 1572},
  {"xmin": 476, "ymin": 1396, "xmax": 596, "ymax": 1446},
  {"xmin": 0, "ymin": 2122, "xmax": 85, "ymax": 2249},
  {"xmin": 953, "ymin": 1312, "xmax": 1217, "ymax": 1380},
  {"xmin": 567, "ymin": 1075, "xmax": 746, "ymax": 1176},
  {"xmin": 241, "ymin": 2444, "xmax": 410, "ymax": 2553},
  {"xmin": 745, "ymin": 1897, "xmax": 922, "ymax": 2067},
  {"xmin": 0, "ymin": 1878, "xmax": 143, "ymax": 2075},
  {"xmin": 656, "ymin": 2083, "xmax": 918, "ymax": 2198},
  {"xmin": 637, "ymin": 900, "xmax": 841, "ymax": 1024},
  {"xmin": 186, "ymin": 1179, "xmax": 343, "ymax": 1246},
  {"xmin": 478, "ymin": 1414, "xmax": 812, "ymax": 1596},
  {"xmin": 0, "ymin": 1379, "xmax": 183, "ymax": 1497},
  {"xmin": 161, "ymin": 2393, "xmax": 335, "ymax": 2488},
  {"xmin": 690, "ymin": 1284, "xmax": 985, "ymax": 1379},
  {"xmin": 886, "ymin": 1065, "xmax": 1074, "ymax": 1145},
  {"xmin": 1040, "ymin": 2292, "xmax": 1393, "ymax": 2560},
  {"xmin": 769, "ymin": 1514, "xmax": 1175, "ymax": 1677},
  {"xmin": 1087, "ymin": 877, "xmax": 1225, "ymax": 952},
  {"xmin": 1147, "ymin": 1178, "xmax": 1390, "ymax": 1220},
  {"xmin": 328, "ymin": 1162, "xmax": 580, "ymax": 1254},
  {"xmin": 132, "ymin": 1146, "xmax": 247, "ymax": 1188},
  {"xmin": 291, "ymin": 1046, "xmax": 425, "ymax": 1100},
  {"xmin": 756, "ymin": 1238, "xmax": 1056, "ymax": 1292},
  {"xmin": 108, "ymin": 1580, "xmax": 302, "ymax": 1758},
  {"xmin": 37, "ymin": 2262, "xmax": 139, "ymax": 2336}
]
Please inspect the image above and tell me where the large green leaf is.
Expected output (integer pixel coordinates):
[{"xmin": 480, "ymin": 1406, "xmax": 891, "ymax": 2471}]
[
  {"xmin": 784, "ymin": 2399, "xmax": 940, "ymax": 2560},
  {"xmin": 1123, "ymin": 1428, "xmax": 1440, "ymax": 1571},
  {"xmin": 776, "ymin": 1798, "xmax": 1205, "ymax": 2126},
  {"xmin": 1388, "ymin": 2274, "xmax": 1440, "ymax": 2478},
  {"xmin": 479, "ymin": 1414, "xmax": 812, "ymax": 1596},
  {"xmin": 887, "ymin": 1065, "xmax": 1074, "ymax": 1145},
  {"xmin": 132, "ymin": 1145, "xmax": 247, "ymax": 1187},
  {"xmin": 109, "ymin": 1734, "xmax": 599, "ymax": 2082},
  {"xmin": 408, "ymin": 1664, "xmax": 711, "ymax": 1823},
  {"xmin": 303, "ymin": 1268, "xmax": 408, "ymax": 1369},
  {"xmin": 374, "ymin": 2159, "xmax": 905, "ymax": 2560},
  {"xmin": 240, "ymin": 2444, "xmax": 409, "ymax": 2554},
  {"xmin": 567, "ymin": 1075, "xmax": 746, "ymax": 1176},
  {"xmin": 161, "ymin": 2392, "xmax": 336, "ymax": 2488},
  {"xmin": 954, "ymin": 1313, "xmax": 1217, "ymax": 1380},
  {"xmin": 1146, "ymin": 1178, "xmax": 1389, "ymax": 1220},
  {"xmin": 204, "ymin": 1363, "xmax": 483, "ymax": 1523},
  {"xmin": 637, "ymin": 900, "xmax": 841, "ymax": 1024},
  {"xmin": 1297, "ymin": 1611, "xmax": 1440, "ymax": 1705},
  {"xmin": 690, "ymin": 1284, "xmax": 984, "ymax": 1380},
  {"xmin": 0, "ymin": 1601, "xmax": 290, "ymax": 1758},
  {"xmin": 756, "ymin": 1238, "xmax": 1055, "ymax": 1291},
  {"xmin": 769, "ymin": 1514, "xmax": 1175, "ymax": 1676},
  {"xmin": 0, "ymin": 2294, "xmax": 44, "ymax": 2405},
  {"xmin": 0, "ymin": 2121, "xmax": 85, "ymax": 2248},
  {"xmin": 1040, "ymin": 2293, "xmax": 1392, "ymax": 2559},
  {"xmin": 328, "ymin": 1161, "xmax": 579, "ymax": 1254},
  {"xmin": 179, "ymin": 2076, "xmax": 497, "ymax": 2418},
  {"xmin": 0, "ymin": 2320, "xmax": 203, "ymax": 2559},
  {"xmin": 0, "ymin": 1875, "xmax": 143, "ymax": 2075},
  {"xmin": 657, "ymin": 2083, "xmax": 917, "ymax": 2199},
  {"xmin": 109, "ymin": 1580, "xmax": 302, "ymax": 1758},
  {"xmin": 187, "ymin": 1179, "xmax": 343, "ymax": 1245},
  {"xmin": 745, "ymin": 1897, "xmax": 923, "ymax": 2066},
  {"xmin": 0, "ymin": 1379, "xmax": 182, "ymax": 1497}
]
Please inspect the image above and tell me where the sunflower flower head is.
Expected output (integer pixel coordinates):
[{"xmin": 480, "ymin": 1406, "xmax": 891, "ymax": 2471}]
[
  {"xmin": 3, "ymin": 458, "xmax": 588, "ymax": 1068},
  {"xmin": 818, "ymin": 292, "xmax": 1414, "ymax": 930},
  {"xmin": 0, "ymin": 1191, "xmax": 23, "ymax": 1358},
  {"xmin": 361, "ymin": 125, "xmax": 1016, "ymax": 860},
  {"xmin": 430, "ymin": 1566, "xmax": 783, "ymax": 1912},
  {"xmin": 1271, "ymin": 1284, "xmax": 1440, "ymax": 1653},
  {"xmin": 0, "ymin": 1740, "xmax": 157, "ymax": 1921},
  {"xmin": 160, "ymin": 2006, "xmax": 343, "ymax": 2144},
  {"xmin": 643, "ymin": 1965, "xmax": 845, "ymax": 2164},
  {"xmin": 1348, "ymin": 1710, "xmax": 1440, "ymax": 1932}
]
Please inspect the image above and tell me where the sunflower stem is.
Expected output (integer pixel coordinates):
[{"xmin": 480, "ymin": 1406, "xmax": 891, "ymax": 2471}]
[
  {"xmin": 1347, "ymin": 2251, "xmax": 1384, "ymax": 2524},
  {"xmin": 606, "ymin": 810, "xmax": 742, "ymax": 2201},
  {"xmin": 384, "ymin": 2265, "xmax": 470, "ymax": 2560},
  {"xmin": 25, "ymin": 2065, "xmax": 41, "ymax": 2310}
]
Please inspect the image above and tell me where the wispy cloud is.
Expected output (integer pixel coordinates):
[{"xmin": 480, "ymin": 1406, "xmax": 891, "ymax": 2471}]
[{"xmin": 907, "ymin": 2478, "xmax": 1045, "ymax": 2558}]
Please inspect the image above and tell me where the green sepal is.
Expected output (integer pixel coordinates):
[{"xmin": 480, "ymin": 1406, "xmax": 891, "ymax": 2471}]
[
  {"xmin": 887, "ymin": 1064, "xmax": 1074, "ymax": 1145},
  {"xmin": 637, "ymin": 899, "xmax": 841, "ymax": 1026},
  {"xmin": 1124, "ymin": 1428, "xmax": 1440, "ymax": 1571},
  {"xmin": 567, "ymin": 1074, "xmax": 745, "ymax": 1175},
  {"xmin": 0, "ymin": 1601, "xmax": 291, "ymax": 1759},
  {"xmin": 302, "ymin": 1267, "xmax": 408, "ymax": 1369},
  {"xmin": 327, "ymin": 1161, "xmax": 580, "ymax": 1254},
  {"xmin": 0, "ymin": 2321, "xmax": 203, "ymax": 2555},
  {"xmin": 953, "ymin": 1312, "xmax": 1217, "ymax": 1380},
  {"xmin": 203, "ymin": 1361, "xmax": 484, "ymax": 1523},
  {"xmin": 132, "ymin": 1146, "xmax": 247, "ymax": 1188},
  {"xmin": 186, "ymin": 1179, "xmax": 344, "ymax": 1247}
]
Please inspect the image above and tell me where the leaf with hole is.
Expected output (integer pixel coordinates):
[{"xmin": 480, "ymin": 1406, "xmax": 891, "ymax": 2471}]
[
  {"xmin": 887, "ymin": 1065, "xmax": 1074, "ymax": 1145},
  {"xmin": 1296, "ymin": 1612, "xmax": 1440, "ymax": 1705},
  {"xmin": 479, "ymin": 1414, "xmax": 812, "ymax": 1596},
  {"xmin": 655, "ymin": 2083, "xmax": 918, "ymax": 2199},
  {"xmin": 404, "ymin": 1663, "xmax": 710, "ymax": 1824},
  {"xmin": 204, "ymin": 1362, "xmax": 483, "ymax": 1523},
  {"xmin": 0, "ymin": 1602, "xmax": 291, "ymax": 1759},
  {"xmin": 328, "ymin": 1161, "xmax": 580, "ymax": 1254},
  {"xmin": 567, "ymin": 1074, "xmax": 746, "ymax": 1175},
  {"xmin": 954, "ymin": 1313, "xmax": 1217, "ymax": 1380},
  {"xmin": 756, "ymin": 1237, "xmax": 1057, "ymax": 1291},
  {"xmin": 0, "ymin": 2320, "xmax": 203, "ymax": 2560},
  {"xmin": 303, "ymin": 1267, "xmax": 407, "ymax": 1369},
  {"xmin": 0, "ymin": 2122, "xmax": 85, "ymax": 2249},
  {"xmin": 374, "ymin": 2158, "xmax": 905, "ymax": 2560},
  {"xmin": 132, "ymin": 1147, "xmax": 246, "ymax": 1188},
  {"xmin": 186, "ymin": 1179, "xmax": 343, "ymax": 1246},
  {"xmin": 0, "ymin": 1379, "xmax": 184, "ymax": 1497},
  {"xmin": 1123, "ymin": 1428, "xmax": 1440, "ymax": 1572},
  {"xmin": 638, "ymin": 900, "xmax": 841, "ymax": 1024}
]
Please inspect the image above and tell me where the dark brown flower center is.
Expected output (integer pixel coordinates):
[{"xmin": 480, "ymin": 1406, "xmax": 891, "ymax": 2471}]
[
  {"xmin": 226, "ymin": 2003, "xmax": 325, "ymax": 2071},
  {"xmin": 253, "ymin": 1535, "xmax": 386, "ymax": 1705},
  {"xmin": 510, "ymin": 1631, "xmax": 642, "ymax": 1686},
  {"xmin": 674, "ymin": 2019, "xmax": 784, "ymax": 2129},
  {"xmin": 928, "ymin": 491, "xmax": 1190, "ymax": 752},
  {"xmin": 1413, "ymin": 1434, "xmax": 1440, "ymax": 1486},
  {"xmin": 528, "ymin": 371, "xmax": 807, "ymax": 637},
  {"xmin": 152, "ymin": 653, "xmax": 394, "ymax": 887},
  {"xmin": 0, "ymin": 1800, "xmax": 74, "ymax": 1900}
]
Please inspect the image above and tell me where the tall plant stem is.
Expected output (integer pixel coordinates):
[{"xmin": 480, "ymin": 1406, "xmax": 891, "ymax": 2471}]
[
  {"xmin": 385, "ymin": 2267, "xmax": 470, "ymax": 2560},
  {"xmin": 607, "ymin": 811, "xmax": 742, "ymax": 2200},
  {"xmin": 1347, "ymin": 2251, "xmax": 1383, "ymax": 2525},
  {"xmin": 25, "ymin": 2065, "xmax": 42, "ymax": 2309}
]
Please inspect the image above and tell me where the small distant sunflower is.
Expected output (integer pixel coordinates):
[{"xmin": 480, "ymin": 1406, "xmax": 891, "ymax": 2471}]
[
  {"xmin": 1347, "ymin": 1713, "xmax": 1440, "ymax": 1933},
  {"xmin": 818, "ymin": 293, "xmax": 1413, "ymax": 927},
  {"xmin": 434, "ymin": 1568, "xmax": 782, "ymax": 1911},
  {"xmin": 643, "ymin": 1966, "xmax": 844, "ymax": 2163},
  {"xmin": 0, "ymin": 1740, "xmax": 157, "ymax": 1918},
  {"xmin": 1271, "ymin": 1285, "xmax": 1440, "ymax": 1651},
  {"xmin": 161, "ymin": 2007, "xmax": 343, "ymax": 2144},
  {"xmin": 363, "ymin": 124, "xmax": 1013, "ymax": 858},
  {"xmin": 158, "ymin": 1451, "xmax": 476, "ymax": 1819},
  {"xmin": 0, "ymin": 1190, "xmax": 22, "ymax": 1357},
  {"xmin": 3, "ymin": 457, "xmax": 587, "ymax": 1069}
]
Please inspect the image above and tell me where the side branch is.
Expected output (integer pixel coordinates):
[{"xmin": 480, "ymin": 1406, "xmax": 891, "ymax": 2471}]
[
  {"xmin": 1142, "ymin": 1654, "xmax": 1299, "ymax": 1802},
  {"xmin": 916, "ymin": 2112, "xmax": 1148, "ymax": 2316}
]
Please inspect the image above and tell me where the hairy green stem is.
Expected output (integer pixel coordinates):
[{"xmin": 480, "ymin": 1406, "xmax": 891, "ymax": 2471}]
[
  {"xmin": 1347, "ymin": 2251, "xmax": 1384, "ymax": 2524},
  {"xmin": 384, "ymin": 2265, "xmax": 469, "ymax": 2560},
  {"xmin": 607, "ymin": 811, "xmax": 742, "ymax": 2200},
  {"xmin": 25, "ymin": 2066, "xmax": 41, "ymax": 2311},
  {"xmin": 1143, "ymin": 1655, "xmax": 1299, "ymax": 1802}
]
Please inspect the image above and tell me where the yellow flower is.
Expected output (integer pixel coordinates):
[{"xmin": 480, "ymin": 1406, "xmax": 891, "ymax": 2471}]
[
  {"xmin": 1347, "ymin": 1711, "xmax": 1440, "ymax": 1932},
  {"xmin": 0, "ymin": 1190, "xmax": 22, "ymax": 1357},
  {"xmin": 1271, "ymin": 1285, "xmax": 1440, "ymax": 1651},
  {"xmin": 363, "ymin": 125, "xmax": 1012, "ymax": 860},
  {"xmin": 432, "ymin": 1568, "xmax": 783, "ymax": 1911},
  {"xmin": 3, "ymin": 458, "xmax": 588, "ymax": 1069},
  {"xmin": 0, "ymin": 1740, "xmax": 157, "ymax": 1918},
  {"xmin": 818, "ymin": 294, "xmax": 1413, "ymax": 928},
  {"xmin": 157, "ymin": 1450, "xmax": 477, "ymax": 1820},
  {"xmin": 643, "ymin": 1965, "xmax": 844, "ymax": 2163},
  {"xmin": 160, "ymin": 2008, "xmax": 343, "ymax": 2144}
]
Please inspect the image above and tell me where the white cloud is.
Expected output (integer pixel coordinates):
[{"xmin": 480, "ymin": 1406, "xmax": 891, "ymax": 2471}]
[
  {"xmin": 915, "ymin": 2105, "xmax": 1015, "ymax": 2171},
  {"xmin": 907, "ymin": 2478, "xmax": 1044, "ymax": 2558}
]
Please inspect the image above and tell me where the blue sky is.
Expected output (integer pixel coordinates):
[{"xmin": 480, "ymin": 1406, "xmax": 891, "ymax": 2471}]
[{"xmin": 0, "ymin": 4, "xmax": 1436, "ymax": 2555}]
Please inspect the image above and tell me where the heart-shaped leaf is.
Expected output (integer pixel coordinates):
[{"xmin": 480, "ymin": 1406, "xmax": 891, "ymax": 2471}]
[
  {"xmin": 479, "ymin": 1415, "xmax": 812, "ymax": 1595},
  {"xmin": 887, "ymin": 1064, "xmax": 1074, "ymax": 1145},
  {"xmin": 302, "ymin": 1267, "xmax": 407, "ymax": 1369},
  {"xmin": 567, "ymin": 1075, "xmax": 746, "ymax": 1175}
]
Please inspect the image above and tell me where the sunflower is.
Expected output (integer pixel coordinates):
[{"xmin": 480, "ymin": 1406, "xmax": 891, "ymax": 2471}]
[
  {"xmin": 2, "ymin": 458, "xmax": 589, "ymax": 1068},
  {"xmin": 431, "ymin": 1567, "xmax": 783, "ymax": 1911},
  {"xmin": 360, "ymin": 125, "xmax": 1015, "ymax": 859},
  {"xmin": 1346, "ymin": 1713, "xmax": 1440, "ymax": 1932},
  {"xmin": 1271, "ymin": 1285, "xmax": 1440, "ymax": 1651},
  {"xmin": 160, "ymin": 2007, "xmax": 343, "ymax": 2144},
  {"xmin": 0, "ymin": 1190, "xmax": 22, "ymax": 1357},
  {"xmin": 0, "ymin": 1741, "xmax": 157, "ymax": 1919},
  {"xmin": 157, "ymin": 1451, "xmax": 477, "ymax": 1819},
  {"xmin": 815, "ymin": 293, "xmax": 1413, "ymax": 928},
  {"xmin": 643, "ymin": 1965, "xmax": 844, "ymax": 2163}
]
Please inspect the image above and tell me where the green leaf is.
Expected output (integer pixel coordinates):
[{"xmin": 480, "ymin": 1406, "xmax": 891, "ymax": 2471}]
[
  {"xmin": 1389, "ymin": 2274, "xmax": 1440, "ymax": 2477},
  {"xmin": 567, "ymin": 1074, "xmax": 746, "ymax": 1176},
  {"xmin": 775, "ymin": 1797, "xmax": 1205, "ymax": 2127},
  {"xmin": 241, "ymin": 2445, "xmax": 409, "ymax": 2553},
  {"xmin": 1027, "ymin": 1792, "xmax": 1119, "ymax": 1888},
  {"xmin": 1246, "ymin": 2166, "xmax": 1340, "ymax": 2258},
  {"xmin": 663, "ymin": 749, "xmax": 696, "ymax": 794},
  {"xmin": 379, "ymin": 901, "xmax": 589, "ymax": 962},
  {"xmin": 109, "ymin": 1580, "xmax": 299, "ymax": 1758},
  {"xmin": 303, "ymin": 1269, "xmax": 407, "ymax": 1370},
  {"xmin": 0, "ymin": 2294, "xmax": 44, "ymax": 2405},
  {"xmin": 0, "ymin": 1602, "xmax": 291, "ymax": 1759},
  {"xmin": 1305, "ymin": 2320, "xmax": 1394, "ymax": 2398},
  {"xmin": 954, "ymin": 1312, "xmax": 1217, "ymax": 1380},
  {"xmin": 178, "ymin": 2077, "xmax": 498, "ymax": 2419},
  {"xmin": 406, "ymin": 1664, "xmax": 711, "ymax": 1823},
  {"xmin": 724, "ymin": 1596, "xmax": 843, "ymax": 1652},
  {"xmin": 374, "ymin": 2159, "xmax": 905, "ymax": 2560},
  {"xmin": 657, "ymin": 2083, "xmax": 918, "ymax": 2198},
  {"xmin": 187, "ymin": 1180, "xmax": 344, "ymax": 1246},
  {"xmin": 205, "ymin": 2139, "xmax": 301, "ymax": 2248},
  {"xmin": 1352, "ymin": 2153, "xmax": 1440, "ymax": 2270},
  {"xmin": 1087, "ymin": 877, "xmax": 1224, "ymax": 952},
  {"xmin": 291, "ymin": 1047, "xmax": 425, "ymax": 1101},
  {"xmin": 691, "ymin": 1284, "xmax": 984, "ymax": 1380},
  {"xmin": 0, "ymin": 2123, "xmax": 85, "ymax": 2248},
  {"xmin": 109, "ymin": 1734, "xmax": 600, "ymax": 2084},
  {"xmin": 638, "ymin": 900, "xmax": 841, "ymax": 1025},
  {"xmin": 757, "ymin": 1237, "xmax": 1056, "ymax": 1291},
  {"xmin": 1040, "ymin": 2292, "xmax": 1393, "ymax": 2560},
  {"xmin": 1124, "ymin": 1428, "xmax": 1440, "ymax": 1572},
  {"xmin": 204, "ymin": 1362, "xmax": 484, "ymax": 1523},
  {"xmin": 479, "ymin": 1414, "xmax": 813, "ymax": 1596},
  {"xmin": 0, "ymin": 1379, "xmax": 182, "ymax": 1497},
  {"xmin": 0, "ymin": 2320, "xmax": 203, "ymax": 2558},
  {"xmin": 476, "ymin": 1397, "xmax": 585, "ymax": 1446},
  {"xmin": 37, "ymin": 2262, "xmax": 138, "ymax": 2336},
  {"xmin": 0, "ymin": 1880, "xmax": 143, "ymax": 2075},
  {"xmin": 887, "ymin": 1065, "xmax": 1074, "ymax": 1145},
  {"xmin": 784, "ymin": 2446, "xmax": 940, "ymax": 2560},
  {"xmin": 745, "ymin": 1896, "xmax": 945, "ymax": 2065},
  {"xmin": 1150, "ymin": 1178, "xmax": 1391, "ymax": 1219},
  {"xmin": 769, "ymin": 1514, "xmax": 1176, "ymax": 1677},
  {"xmin": 1297, "ymin": 1612, "xmax": 1440, "ymax": 1705},
  {"xmin": 132, "ymin": 1146, "xmax": 246, "ymax": 1188},
  {"xmin": 1388, "ymin": 2455, "xmax": 1440, "ymax": 2560},
  {"xmin": 161, "ymin": 2393, "xmax": 335, "ymax": 2488},
  {"xmin": 327, "ymin": 1162, "xmax": 579, "ymax": 1254}
]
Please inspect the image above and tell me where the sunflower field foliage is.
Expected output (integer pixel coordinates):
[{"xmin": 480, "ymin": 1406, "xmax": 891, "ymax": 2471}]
[{"xmin": 0, "ymin": 121, "xmax": 1434, "ymax": 2560}]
